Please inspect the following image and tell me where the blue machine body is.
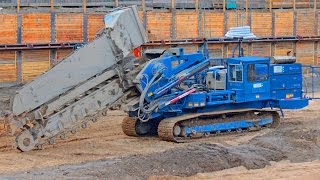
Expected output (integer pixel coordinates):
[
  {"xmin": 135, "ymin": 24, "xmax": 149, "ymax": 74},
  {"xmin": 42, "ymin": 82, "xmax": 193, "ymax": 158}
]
[{"xmin": 132, "ymin": 48, "xmax": 309, "ymax": 121}]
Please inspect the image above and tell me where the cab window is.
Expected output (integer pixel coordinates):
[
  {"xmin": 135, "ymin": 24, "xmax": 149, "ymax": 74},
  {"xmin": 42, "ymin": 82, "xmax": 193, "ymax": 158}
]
[
  {"xmin": 247, "ymin": 64, "xmax": 268, "ymax": 82},
  {"xmin": 229, "ymin": 64, "xmax": 243, "ymax": 82}
]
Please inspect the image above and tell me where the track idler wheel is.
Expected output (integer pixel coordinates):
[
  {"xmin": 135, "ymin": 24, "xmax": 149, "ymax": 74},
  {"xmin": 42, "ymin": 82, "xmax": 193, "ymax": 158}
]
[
  {"xmin": 122, "ymin": 117, "xmax": 139, "ymax": 136},
  {"xmin": 122, "ymin": 117, "xmax": 151, "ymax": 137},
  {"xmin": 16, "ymin": 130, "xmax": 37, "ymax": 152}
]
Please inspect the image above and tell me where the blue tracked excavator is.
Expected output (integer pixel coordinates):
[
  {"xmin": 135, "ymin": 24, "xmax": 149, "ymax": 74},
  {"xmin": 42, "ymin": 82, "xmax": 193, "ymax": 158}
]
[{"xmin": 122, "ymin": 43, "xmax": 309, "ymax": 141}]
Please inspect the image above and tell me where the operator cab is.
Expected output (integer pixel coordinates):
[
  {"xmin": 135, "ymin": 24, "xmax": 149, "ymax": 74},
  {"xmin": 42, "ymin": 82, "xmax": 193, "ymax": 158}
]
[{"xmin": 226, "ymin": 56, "xmax": 270, "ymax": 103}]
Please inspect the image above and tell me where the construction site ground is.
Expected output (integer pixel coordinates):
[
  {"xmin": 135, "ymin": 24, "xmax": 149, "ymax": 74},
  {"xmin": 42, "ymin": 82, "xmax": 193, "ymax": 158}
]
[{"xmin": 0, "ymin": 87, "xmax": 319, "ymax": 179}]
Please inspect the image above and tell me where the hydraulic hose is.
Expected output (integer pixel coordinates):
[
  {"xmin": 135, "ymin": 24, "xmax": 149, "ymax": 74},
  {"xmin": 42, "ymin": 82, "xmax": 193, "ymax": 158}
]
[{"xmin": 138, "ymin": 65, "xmax": 166, "ymax": 122}]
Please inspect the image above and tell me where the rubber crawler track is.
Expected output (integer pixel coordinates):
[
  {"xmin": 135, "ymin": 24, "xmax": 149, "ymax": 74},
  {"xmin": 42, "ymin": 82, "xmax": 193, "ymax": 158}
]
[
  {"xmin": 158, "ymin": 109, "xmax": 281, "ymax": 142},
  {"xmin": 122, "ymin": 116, "xmax": 139, "ymax": 137}
]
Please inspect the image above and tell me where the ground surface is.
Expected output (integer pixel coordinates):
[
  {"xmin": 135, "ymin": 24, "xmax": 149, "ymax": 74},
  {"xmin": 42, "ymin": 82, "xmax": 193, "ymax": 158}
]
[{"xmin": 0, "ymin": 88, "xmax": 319, "ymax": 179}]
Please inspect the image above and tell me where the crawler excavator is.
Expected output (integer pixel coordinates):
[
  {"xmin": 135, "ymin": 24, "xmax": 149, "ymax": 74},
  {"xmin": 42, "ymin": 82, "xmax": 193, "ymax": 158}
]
[
  {"xmin": 122, "ymin": 46, "xmax": 309, "ymax": 141},
  {"xmin": 5, "ymin": 6, "xmax": 310, "ymax": 152}
]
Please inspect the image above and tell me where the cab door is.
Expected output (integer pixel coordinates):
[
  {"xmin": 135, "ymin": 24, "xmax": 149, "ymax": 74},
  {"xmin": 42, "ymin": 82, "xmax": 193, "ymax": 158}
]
[
  {"xmin": 244, "ymin": 63, "xmax": 270, "ymax": 101},
  {"xmin": 227, "ymin": 63, "xmax": 245, "ymax": 102}
]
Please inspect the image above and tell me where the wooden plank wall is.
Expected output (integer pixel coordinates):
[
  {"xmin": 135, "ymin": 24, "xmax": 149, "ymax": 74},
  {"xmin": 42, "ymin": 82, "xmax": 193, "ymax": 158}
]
[
  {"xmin": 0, "ymin": 10, "xmax": 317, "ymax": 43},
  {"xmin": 296, "ymin": 42, "xmax": 314, "ymax": 65},
  {"xmin": 272, "ymin": 0, "xmax": 315, "ymax": 9},
  {"xmin": 227, "ymin": 43, "xmax": 249, "ymax": 57},
  {"xmin": 275, "ymin": 10, "xmax": 293, "ymax": 36},
  {"xmin": 227, "ymin": 11, "xmax": 248, "ymax": 30},
  {"xmin": 22, "ymin": 13, "xmax": 51, "ymax": 43},
  {"xmin": 176, "ymin": 11, "xmax": 199, "ymax": 39},
  {"xmin": 0, "ymin": 51, "xmax": 16, "ymax": 82},
  {"xmin": 251, "ymin": 12, "xmax": 272, "ymax": 37},
  {"xmin": 56, "ymin": 49, "xmax": 73, "ymax": 61},
  {"xmin": 2, "ymin": 8, "xmax": 320, "ymax": 84},
  {"xmin": 208, "ymin": 44, "xmax": 223, "ymax": 58},
  {"xmin": 87, "ymin": 14, "xmax": 105, "ymax": 41},
  {"xmin": 275, "ymin": 42, "xmax": 294, "ymax": 56},
  {"xmin": 296, "ymin": 10, "xmax": 315, "ymax": 36},
  {"xmin": 147, "ymin": 11, "xmax": 172, "ymax": 41},
  {"xmin": 56, "ymin": 14, "xmax": 83, "ymax": 42},
  {"xmin": 0, "ymin": 14, "xmax": 17, "ymax": 44},
  {"xmin": 22, "ymin": 50, "xmax": 50, "ymax": 82},
  {"xmin": 252, "ymin": 43, "xmax": 271, "ymax": 57},
  {"xmin": 201, "ymin": 12, "xmax": 224, "ymax": 37}
]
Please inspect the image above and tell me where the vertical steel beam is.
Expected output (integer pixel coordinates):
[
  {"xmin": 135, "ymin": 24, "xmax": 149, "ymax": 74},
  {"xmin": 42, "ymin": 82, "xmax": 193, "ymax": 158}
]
[
  {"xmin": 83, "ymin": 14, "xmax": 88, "ymax": 43},
  {"xmin": 197, "ymin": 0, "xmax": 201, "ymax": 38},
  {"xmin": 17, "ymin": 14, "xmax": 22, "ymax": 44},
  {"xmin": 16, "ymin": 9, "xmax": 22, "ymax": 84},
  {"xmin": 315, "ymin": 0, "xmax": 317, "ymax": 10},
  {"xmin": 271, "ymin": 10, "xmax": 275, "ymax": 56},
  {"xmin": 50, "ymin": 49, "xmax": 57, "ymax": 67},
  {"xmin": 171, "ymin": 0, "xmax": 176, "ymax": 39},
  {"xmin": 50, "ymin": 4, "xmax": 56, "ymax": 67},
  {"xmin": 271, "ymin": 42, "xmax": 275, "ymax": 56},
  {"xmin": 115, "ymin": 0, "xmax": 118, "ymax": 7},
  {"xmin": 293, "ymin": 0, "xmax": 296, "ymax": 10},
  {"xmin": 293, "ymin": 10, "xmax": 297, "ymax": 56},
  {"xmin": 224, "ymin": 11, "xmax": 228, "ymax": 34},
  {"xmin": 223, "ymin": 0, "xmax": 226, "ymax": 12},
  {"xmin": 223, "ymin": 44, "xmax": 227, "ymax": 58},
  {"xmin": 269, "ymin": 0, "xmax": 272, "ymax": 12},
  {"xmin": 248, "ymin": 43, "xmax": 252, "ymax": 55},
  {"xmin": 51, "ymin": 12, "xmax": 56, "ymax": 43},
  {"xmin": 16, "ymin": 51, "xmax": 22, "ymax": 84},
  {"xmin": 142, "ymin": 0, "xmax": 147, "ymax": 30}
]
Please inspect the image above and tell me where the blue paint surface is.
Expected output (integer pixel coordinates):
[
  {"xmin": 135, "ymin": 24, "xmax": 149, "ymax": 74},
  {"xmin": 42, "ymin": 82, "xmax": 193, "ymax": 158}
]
[
  {"xmin": 131, "ymin": 47, "xmax": 309, "ymax": 123},
  {"xmin": 184, "ymin": 118, "xmax": 273, "ymax": 135}
]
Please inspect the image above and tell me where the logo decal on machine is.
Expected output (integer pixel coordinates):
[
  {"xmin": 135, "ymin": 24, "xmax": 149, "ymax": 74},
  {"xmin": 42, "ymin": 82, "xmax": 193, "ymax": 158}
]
[{"xmin": 253, "ymin": 83, "xmax": 263, "ymax": 88}]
